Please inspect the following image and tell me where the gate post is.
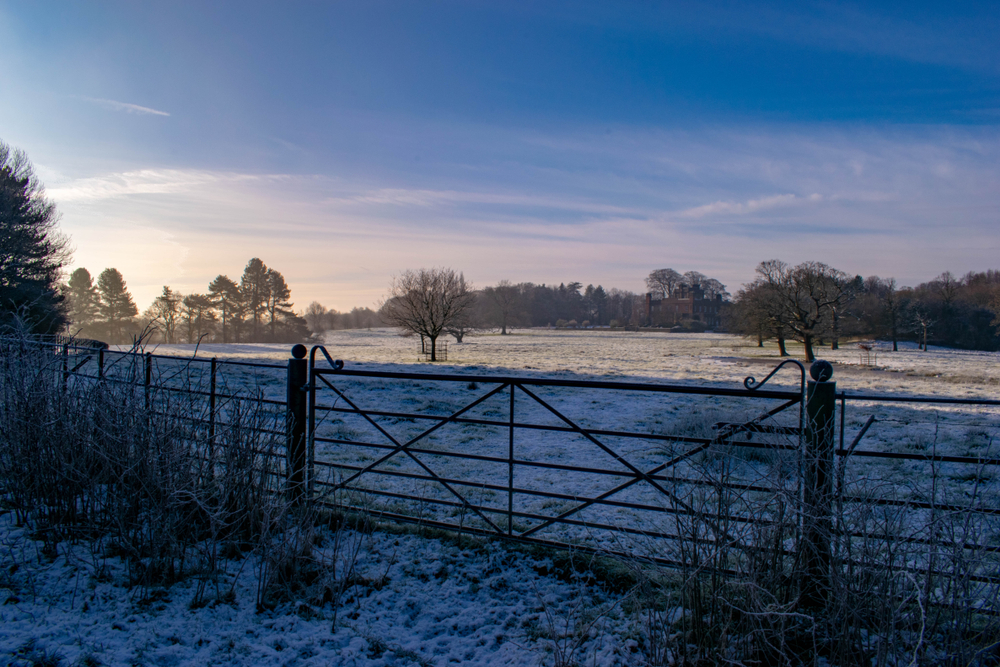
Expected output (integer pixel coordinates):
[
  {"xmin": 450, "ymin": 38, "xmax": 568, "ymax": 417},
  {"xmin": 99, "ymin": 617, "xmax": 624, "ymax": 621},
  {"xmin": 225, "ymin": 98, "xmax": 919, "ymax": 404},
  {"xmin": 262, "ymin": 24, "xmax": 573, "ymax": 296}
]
[
  {"xmin": 286, "ymin": 344, "xmax": 309, "ymax": 506},
  {"xmin": 802, "ymin": 359, "xmax": 836, "ymax": 607},
  {"xmin": 62, "ymin": 343, "xmax": 69, "ymax": 392}
]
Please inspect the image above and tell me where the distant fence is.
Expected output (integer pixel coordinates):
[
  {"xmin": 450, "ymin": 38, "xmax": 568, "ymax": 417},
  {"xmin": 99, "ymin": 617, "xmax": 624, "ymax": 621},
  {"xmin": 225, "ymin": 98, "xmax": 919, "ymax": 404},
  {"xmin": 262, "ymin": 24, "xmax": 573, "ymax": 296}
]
[
  {"xmin": 6, "ymin": 337, "xmax": 1000, "ymax": 611},
  {"xmin": 2, "ymin": 337, "xmax": 290, "ymax": 486}
]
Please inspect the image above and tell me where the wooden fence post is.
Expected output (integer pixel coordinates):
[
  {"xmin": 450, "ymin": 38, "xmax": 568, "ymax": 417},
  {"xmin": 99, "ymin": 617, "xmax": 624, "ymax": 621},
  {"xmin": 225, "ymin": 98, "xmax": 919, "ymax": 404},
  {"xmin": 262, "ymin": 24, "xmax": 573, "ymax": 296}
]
[
  {"xmin": 286, "ymin": 344, "xmax": 309, "ymax": 506},
  {"xmin": 802, "ymin": 359, "xmax": 836, "ymax": 607}
]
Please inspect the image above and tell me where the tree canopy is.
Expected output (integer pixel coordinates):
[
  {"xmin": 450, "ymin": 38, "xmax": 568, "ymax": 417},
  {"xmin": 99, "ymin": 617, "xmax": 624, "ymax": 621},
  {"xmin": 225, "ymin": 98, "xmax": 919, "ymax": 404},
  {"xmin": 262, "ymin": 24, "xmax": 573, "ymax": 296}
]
[
  {"xmin": 0, "ymin": 140, "xmax": 69, "ymax": 333},
  {"xmin": 380, "ymin": 268, "xmax": 475, "ymax": 361}
]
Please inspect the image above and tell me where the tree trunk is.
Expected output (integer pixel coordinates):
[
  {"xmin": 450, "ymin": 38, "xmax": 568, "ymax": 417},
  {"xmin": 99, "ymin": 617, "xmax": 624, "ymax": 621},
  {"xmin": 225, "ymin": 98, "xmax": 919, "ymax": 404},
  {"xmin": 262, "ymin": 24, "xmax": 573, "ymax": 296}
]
[
  {"xmin": 757, "ymin": 330, "xmax": 764, "ymax": 347},
  {"xmin": 803, "ymin": 334, "xmax": 815, "ymax": 362},
  {"xmin": 777, "ymin": 334, "xmax": 788, "ymax": 357},
  {"xmin": 430, "ymin": 335, "xmax": 437, "ymax": 361},
  {"xmin": 831, "ymin": 311, "xmax": 839, "ymax": 350}
]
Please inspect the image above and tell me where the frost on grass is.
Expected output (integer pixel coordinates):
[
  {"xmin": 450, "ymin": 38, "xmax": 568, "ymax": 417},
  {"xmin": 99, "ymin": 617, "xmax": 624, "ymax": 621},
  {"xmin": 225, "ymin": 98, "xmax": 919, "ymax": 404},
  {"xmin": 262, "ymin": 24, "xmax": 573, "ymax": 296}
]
[
  {"xmin": 5, "ymin": 331, "xmax": 1000, "ymax": 665},
  {"xmin": 0, "ymin": 514, "xmax": 638, "ymax": 666}
]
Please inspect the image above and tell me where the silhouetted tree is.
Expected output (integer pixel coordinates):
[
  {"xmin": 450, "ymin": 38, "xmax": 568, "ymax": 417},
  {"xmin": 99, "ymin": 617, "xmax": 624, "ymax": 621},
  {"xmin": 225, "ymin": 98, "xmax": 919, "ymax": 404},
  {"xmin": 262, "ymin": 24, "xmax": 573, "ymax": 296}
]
[
  {"xmin": 0, "ymin": 140, "xmax": 69, "ymax": 333},
  {"xmin": 180, "ymin": 293, "xmax": 216, "ymax": 343},
  {"xmin": 65, "ymin": 268, "xmax": 100, "ymax": 336},
  {"xmin": 753, "ymin": 260, "xmax": 850, "ymax": 362},
  {"xmin": 265, "ymin": 268, "xmax": 293, "ymax": 342},
  {"xmin": 240, "ymin": 258, "xmax": 270, "ymax": 341},
  {"xmin": 148, "ymin": 286, "xmax": 181, "ymax": 343},
  {"xmin": 381, "ymin": 268, "xmax": 475, "ymax": 361},
  {"xmin": 303, "ymin": 301, "xmax": 329, "ymax": 334},
  {"xmin": 208, "ymin": 274, "xmax": 243, "ymax": 343},
  {"xmin": 645, "ymin": 269, "xmax": 684, "ymax": 299},
  {"xmin": 483, "ymin": 280, "xmax": 522, "ymax": 334},
  {"xmin": 97, "ymin": 268, "xmax": 137, "ymax": 343}
]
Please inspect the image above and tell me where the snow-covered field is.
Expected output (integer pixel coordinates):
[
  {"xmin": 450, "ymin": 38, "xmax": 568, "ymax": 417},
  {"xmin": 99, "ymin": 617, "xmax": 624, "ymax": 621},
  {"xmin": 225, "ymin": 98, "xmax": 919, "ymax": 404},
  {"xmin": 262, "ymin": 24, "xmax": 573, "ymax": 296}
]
[{"xmin": 5, "ymin": 330, "xmax": 1000, "ymax": 665}]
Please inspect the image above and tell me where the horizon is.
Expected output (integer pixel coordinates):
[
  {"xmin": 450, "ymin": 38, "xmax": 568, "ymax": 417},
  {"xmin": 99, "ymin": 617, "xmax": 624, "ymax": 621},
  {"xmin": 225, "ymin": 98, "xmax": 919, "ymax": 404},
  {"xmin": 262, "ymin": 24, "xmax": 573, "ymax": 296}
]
[{"xmin": 2, "ymin": 2, "xmax": 998, "ymax": 311}]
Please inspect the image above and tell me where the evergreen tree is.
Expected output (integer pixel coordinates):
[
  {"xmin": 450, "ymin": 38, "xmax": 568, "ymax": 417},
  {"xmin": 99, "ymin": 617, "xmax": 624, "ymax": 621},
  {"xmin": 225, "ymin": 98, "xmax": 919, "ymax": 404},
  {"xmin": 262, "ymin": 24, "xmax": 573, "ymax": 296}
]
[
  {"xmin": 65, "ymin": 267, "xmax": 100, "ymax": 336},
  {"xmin": 208, "ymin": 274, "xmax": 243, "ymax": 343},
  {"xmin": 240, "ymin": 258, "xmax": 270, "ymax": 341},
  {"xmin": 265, "ymin": 268, "xmax": 293, "ymax": 341},
  {"xmin": 0, "ymin": 140, "xmax": 69, "ymax": 333},
  {"xmin": 180, "ymin": 293, "xmax": 216, "ymax": 343},
  {"xmin": 97, "ymin": 268, "xmax": 137, "ymax": 343}
]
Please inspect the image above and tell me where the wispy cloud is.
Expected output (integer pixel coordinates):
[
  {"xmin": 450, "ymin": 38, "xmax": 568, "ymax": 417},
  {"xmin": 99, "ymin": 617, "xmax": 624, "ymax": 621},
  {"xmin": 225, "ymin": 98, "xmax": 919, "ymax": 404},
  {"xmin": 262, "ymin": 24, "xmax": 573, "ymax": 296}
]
[
  {"xmin": 80, "ymin": 97, "xmax": 171, "ymax": 117},
  {"xmin": 678, "ymin": 193, "xmax": 822, "ymax": 218},
  {"xmin": 322, "ymin": 188, "xmax": 640, "ymax": 217},
  {"xmin": 48, "ymin": 169, "xmax": 258, "ymax": 202}
]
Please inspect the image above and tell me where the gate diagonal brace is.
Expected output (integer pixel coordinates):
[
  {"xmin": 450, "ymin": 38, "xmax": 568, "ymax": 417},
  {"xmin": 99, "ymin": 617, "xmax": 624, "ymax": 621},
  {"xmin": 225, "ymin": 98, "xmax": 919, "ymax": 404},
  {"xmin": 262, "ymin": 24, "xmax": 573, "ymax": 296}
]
[
  {"xmin": 713, "ymin": 398, "xmax": 802, "ymax": 440},
  {"xmin": 317, "ymin": 375, "xmax": 508, "ymax": 534},
  {"xmin": 515, "ymin": 385, "xmax": 748, "ymax": 550},
  {"xmin": 519, "ymin": 441, "xmax": 715, "ymax": 539}
]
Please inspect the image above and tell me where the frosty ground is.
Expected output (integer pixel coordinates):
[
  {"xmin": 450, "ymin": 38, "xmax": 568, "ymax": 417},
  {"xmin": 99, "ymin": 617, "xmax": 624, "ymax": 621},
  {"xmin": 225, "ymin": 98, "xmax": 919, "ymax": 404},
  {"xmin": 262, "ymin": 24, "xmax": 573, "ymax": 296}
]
[{"xmin": 3, "ymin": 330, "xmax": 999, "ymax": 666}]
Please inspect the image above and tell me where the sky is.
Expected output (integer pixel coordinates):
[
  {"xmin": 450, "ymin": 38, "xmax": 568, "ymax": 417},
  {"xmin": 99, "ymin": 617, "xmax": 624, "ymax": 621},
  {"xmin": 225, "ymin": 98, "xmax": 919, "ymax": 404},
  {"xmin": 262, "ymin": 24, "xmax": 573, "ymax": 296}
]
[{"xmin": 1, "ymin": 1, "xmax": 998, "ymax": 312}]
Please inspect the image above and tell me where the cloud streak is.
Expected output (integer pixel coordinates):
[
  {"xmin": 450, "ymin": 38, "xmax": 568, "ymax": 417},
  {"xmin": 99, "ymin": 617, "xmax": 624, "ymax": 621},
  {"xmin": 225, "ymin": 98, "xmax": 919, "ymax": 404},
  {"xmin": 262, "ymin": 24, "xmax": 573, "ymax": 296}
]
[
  {"xmin": 80, "ymin": 97, "xmax": 170, "ymax": 117},
  {"xmin": 48, "ymin": 169, "xmax": 259, "ymax": 202},
  {"xmin": 678, "ymin": 193, "xmax": 822, "ymax": 218}
]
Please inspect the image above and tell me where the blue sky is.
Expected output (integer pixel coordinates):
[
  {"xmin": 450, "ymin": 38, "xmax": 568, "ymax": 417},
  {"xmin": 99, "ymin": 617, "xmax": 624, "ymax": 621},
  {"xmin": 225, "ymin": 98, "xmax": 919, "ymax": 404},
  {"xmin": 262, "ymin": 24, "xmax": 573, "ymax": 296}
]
[{"xmin": 1, "ymin": 1, "xmax": 998, "ymax": 311}]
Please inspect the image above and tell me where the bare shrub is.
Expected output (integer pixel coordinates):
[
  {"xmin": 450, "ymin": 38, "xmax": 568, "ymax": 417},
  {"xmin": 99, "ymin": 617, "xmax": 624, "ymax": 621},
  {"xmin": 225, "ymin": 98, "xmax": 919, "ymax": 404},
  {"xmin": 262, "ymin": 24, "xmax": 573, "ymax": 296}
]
[{"xmin": 0, "ymin": 334, "xmax": 286, "ymax": 591}]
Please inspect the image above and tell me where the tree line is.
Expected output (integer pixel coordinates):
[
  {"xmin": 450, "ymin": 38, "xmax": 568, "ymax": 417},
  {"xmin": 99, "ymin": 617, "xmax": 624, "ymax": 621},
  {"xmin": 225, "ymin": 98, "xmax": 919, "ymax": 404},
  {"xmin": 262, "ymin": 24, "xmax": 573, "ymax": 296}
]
[
  {"xmin": 373, "ymin": 268, "xmax": 729, "ymax": 359},
  {"xmin": 63, "ymin": 258, "xmax": 310, "ymax": 344},
  {"xmin": 6, "ymin": 139, "xmax": 999, "ymax": 355},
  {"xmin": 728, "ymin": 260, "xmax": 1000, "ymax": 360}
]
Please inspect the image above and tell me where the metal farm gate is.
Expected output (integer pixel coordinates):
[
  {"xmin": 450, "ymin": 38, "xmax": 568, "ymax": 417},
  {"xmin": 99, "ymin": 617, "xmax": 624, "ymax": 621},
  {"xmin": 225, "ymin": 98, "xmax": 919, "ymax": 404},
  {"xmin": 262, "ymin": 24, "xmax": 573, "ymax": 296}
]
[{"xmin": 291, "ymin": 347, "xmax": 819, "ymax": 575}]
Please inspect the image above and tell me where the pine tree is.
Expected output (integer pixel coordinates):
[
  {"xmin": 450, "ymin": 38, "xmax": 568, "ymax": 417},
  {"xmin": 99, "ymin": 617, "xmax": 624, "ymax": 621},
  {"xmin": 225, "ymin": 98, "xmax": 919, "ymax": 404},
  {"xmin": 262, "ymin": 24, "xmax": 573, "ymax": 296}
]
[
  {"xmin": 97, "ymin": 268, "xmax": 138, "ymax": 343},
  {"xmin": 240, "ymin": 258, "xmax": 271, "ymax": 342},
  {"xmin": 65, "ymin": 268, "xmax": 101, "ymax": 336},
  {"xmin": 266, "ymin": 268, "xmax": 293, "ymax": 341},
  {"xmin": 180, "ymin": 293, "xmax": 216, "ymax": 343},
  {"xmin": 208, "ymin": 274, "xmax": 243, "ymax": 343},
  {"xmin": 0, "ymin": 140, "xmax": 69, "ymax": 333}
]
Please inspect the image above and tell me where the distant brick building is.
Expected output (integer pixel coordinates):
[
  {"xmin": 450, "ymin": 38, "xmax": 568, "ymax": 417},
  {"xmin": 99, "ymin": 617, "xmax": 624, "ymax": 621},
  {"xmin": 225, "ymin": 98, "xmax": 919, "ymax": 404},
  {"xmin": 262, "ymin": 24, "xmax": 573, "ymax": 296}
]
[{"xmin": 644, "ymin": 284, "xmax": 724, "ymax": 328}]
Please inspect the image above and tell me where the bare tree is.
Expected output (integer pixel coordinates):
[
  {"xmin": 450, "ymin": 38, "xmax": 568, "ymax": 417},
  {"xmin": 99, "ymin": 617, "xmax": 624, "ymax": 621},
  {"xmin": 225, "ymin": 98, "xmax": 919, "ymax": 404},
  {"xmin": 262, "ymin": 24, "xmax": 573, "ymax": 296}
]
[
  {"xmin": 863, "ymin": 276, "xmax": 905, "ymax": 351},
  {"xmin": 380, "ymin": 268, "xmax": 476, "ymax": 361},
  {"xmin": 730, "ymin": 280, "xmax": 790, "ymax": 355},
  {"xmin": 645, "ymin": 268, "xmax": 684, "ymax": 298},
  {"xmin": 303, "ymin": 301, "xmax": 329, "ymax": 335},
  {"xmin": 483, "ymin": 279, "xmax": 522, "ymax": 335},
  {"xmin": 755, "ymin": 260, "xmax": 850, "ymax": 362},
  {"xmin": 683, "ymin": 270, "xmax": 708, "ymax": 288},
  {"xmin": 701, "ymin": 278, "xmax": 730, "ymax": 301},
  {"xmin": 913, "ymin": 307, "xmax": 935, "ymax": 351},
  {"xmin": 147, "ymin": 286, "xmax": 181, "ymax": 343}
]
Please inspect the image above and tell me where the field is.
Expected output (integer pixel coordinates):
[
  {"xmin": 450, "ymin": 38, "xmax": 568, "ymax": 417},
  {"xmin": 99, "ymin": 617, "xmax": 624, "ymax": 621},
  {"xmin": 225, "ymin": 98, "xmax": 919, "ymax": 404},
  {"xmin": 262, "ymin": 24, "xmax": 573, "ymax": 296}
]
[{"xmin": 3, "ymin": 330, "xmax": 1000, "ymax": 666}]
